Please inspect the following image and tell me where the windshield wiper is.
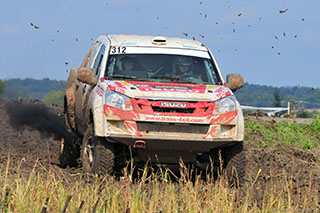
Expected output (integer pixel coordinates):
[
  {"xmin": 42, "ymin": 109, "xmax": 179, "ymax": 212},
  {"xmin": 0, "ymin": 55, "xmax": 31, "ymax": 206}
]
[
  {"xmin": 150, "ymin": 75, "xmax": 196, "ymax": 84},
  {"xmin": 150, "ymin": 76, "xmax": 180, "ymax": 81},
  {"xmin": 109, "ymin": 75, "xmax": 137, "ymax": 80},
  {"xmin": 178, "ymin": 77, "xmax": 200, "ymax": 84}
]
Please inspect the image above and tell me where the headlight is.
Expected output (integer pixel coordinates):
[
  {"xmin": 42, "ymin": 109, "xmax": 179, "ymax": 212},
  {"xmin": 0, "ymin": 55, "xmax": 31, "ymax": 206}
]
[
  {"xmin": 214, "ymin": 95, "xmax": 237, "ymax": 113},
  {"xmin": 105, "ymin": 91, "xmax": 133, "ymax": 111}
]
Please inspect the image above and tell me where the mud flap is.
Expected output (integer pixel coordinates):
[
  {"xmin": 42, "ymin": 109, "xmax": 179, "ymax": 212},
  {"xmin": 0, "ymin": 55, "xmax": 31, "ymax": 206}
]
[{"xmin": 65, "ymin": 84, "xmax": 76, "ymax": 131}]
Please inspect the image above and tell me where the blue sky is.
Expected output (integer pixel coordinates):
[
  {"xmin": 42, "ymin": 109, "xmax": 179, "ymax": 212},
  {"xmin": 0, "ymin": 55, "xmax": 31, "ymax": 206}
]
[{"xmin": 0, "ymin": 0, "xmax": 319, "ymax": 87}]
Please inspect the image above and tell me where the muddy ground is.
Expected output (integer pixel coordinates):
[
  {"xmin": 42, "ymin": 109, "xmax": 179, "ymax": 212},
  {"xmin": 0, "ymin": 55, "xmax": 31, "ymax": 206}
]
[
  {"xmin": 0, "ymin": 98, "xmax": 80, "ymax": 179},
  {"xmin": 1, "ymin": 98, "xmax": 320, "ymax": 197}
]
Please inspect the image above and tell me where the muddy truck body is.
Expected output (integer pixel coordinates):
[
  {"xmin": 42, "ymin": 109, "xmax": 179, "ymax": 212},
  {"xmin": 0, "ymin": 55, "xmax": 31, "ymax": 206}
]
[{"xmin": 64, "ymin": 34, "xmax": 245, "ymax": 175}]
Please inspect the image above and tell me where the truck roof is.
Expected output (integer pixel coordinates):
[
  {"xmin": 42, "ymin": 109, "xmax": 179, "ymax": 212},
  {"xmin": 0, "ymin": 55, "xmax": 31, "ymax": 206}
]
[{"xmin": 103, "ymin": 34, "xmax": 208, "ymax": 51}]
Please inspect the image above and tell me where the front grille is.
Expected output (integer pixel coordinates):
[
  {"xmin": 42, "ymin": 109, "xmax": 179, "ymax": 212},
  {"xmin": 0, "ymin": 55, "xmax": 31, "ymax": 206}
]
[
  {"xmin": 148, "ymin": 99, "xmax": 199, "ymax": 104},
  {"xmin": 132, "ymin": 98, "xmax": 215, "ymax": 116},
  {"xmin": 152, "ymin": 106, "xmax": 195, "ymax": 113},
  {"xmin": 137, "ymin": 122, "xmax": 209, "ymax": 134}
]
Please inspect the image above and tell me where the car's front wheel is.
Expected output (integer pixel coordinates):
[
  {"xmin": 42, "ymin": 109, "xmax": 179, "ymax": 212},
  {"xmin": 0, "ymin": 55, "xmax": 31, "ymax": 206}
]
[
  {"xmin": 223, "ymin": 141, "xmax": 246, "ymax": 187},
  {"xmin": 81, "ymin": 124, "xmax": 115, "ymax": 176}
]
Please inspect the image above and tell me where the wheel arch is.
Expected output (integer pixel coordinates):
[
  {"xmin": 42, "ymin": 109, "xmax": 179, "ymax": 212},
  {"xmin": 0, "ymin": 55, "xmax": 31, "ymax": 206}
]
[{"xmin": 88, "ymin": 96, "xmax": 108, "ymax": 137}]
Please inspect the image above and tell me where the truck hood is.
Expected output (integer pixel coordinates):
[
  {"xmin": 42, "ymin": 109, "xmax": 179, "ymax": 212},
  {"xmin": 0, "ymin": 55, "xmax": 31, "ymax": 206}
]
[{"xmin": 104, "ymin": 80, "xmax": 232, "ymax": 101}]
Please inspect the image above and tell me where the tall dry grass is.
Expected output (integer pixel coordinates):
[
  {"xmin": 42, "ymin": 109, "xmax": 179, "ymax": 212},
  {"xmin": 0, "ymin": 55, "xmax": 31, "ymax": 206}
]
[{"xmin": 0, "ymin": 157, "xmax": 319, "ymax": 212}]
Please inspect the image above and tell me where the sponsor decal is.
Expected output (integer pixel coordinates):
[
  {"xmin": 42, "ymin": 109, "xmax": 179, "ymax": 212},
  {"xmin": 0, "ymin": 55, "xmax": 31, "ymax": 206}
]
[
  {"xmin": 127, "ymin": 81, "xmax": 207, "ymax": 93},
  {"xmin": 207, "ymin": 85, "xmax": 216, "ymax": 90},
  {"xmin": 135, "ymin": 84, "xmax": 150, "ymax": 87},
  {"xmin": 152, "ymin": 86, "xmax": 191, "ymax": 91},
  {"xmin": 120, "ymin": 81, "xmax": 130, "ymax": 87},
  {"xmin": 144, "ymin": 116, "xmax": 204, "ymax": 123},
  {"xmin": 182, "ymin": 45, "xmax": 199, "ymax": 49}
]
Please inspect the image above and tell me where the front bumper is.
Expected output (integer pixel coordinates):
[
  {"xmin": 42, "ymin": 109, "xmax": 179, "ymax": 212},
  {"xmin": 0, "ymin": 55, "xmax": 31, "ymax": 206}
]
[{"xmin": 102, "ymin": 105, "xmax": 244, "ymax": 145}]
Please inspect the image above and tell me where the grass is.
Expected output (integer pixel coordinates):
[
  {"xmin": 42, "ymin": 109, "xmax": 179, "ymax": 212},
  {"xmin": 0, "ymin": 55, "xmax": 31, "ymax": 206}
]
[
  {"xmin": 1, "ymin": 158, "xmax": 320, "ymax": 212},
  {"xmin": 1, "ymin": 117, "xmax": 320, "ymax": 212},
  {"xmin": 245, "ymin": 116, "xmax": 320, "ymax": 149}
]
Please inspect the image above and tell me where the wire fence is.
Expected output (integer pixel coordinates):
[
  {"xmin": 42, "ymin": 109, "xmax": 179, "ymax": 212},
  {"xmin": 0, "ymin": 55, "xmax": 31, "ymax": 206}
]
[{"xmin": 241, "ymin": 105, "xmax": 289, "ymax": 116}]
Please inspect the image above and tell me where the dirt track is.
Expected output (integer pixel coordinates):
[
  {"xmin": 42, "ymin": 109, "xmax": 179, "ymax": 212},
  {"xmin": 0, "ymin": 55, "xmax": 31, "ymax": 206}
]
[
  {"xmin": 1, "ymin": 98, "xmax": 320, "ymax": 196},
  {"xmin": 0, "ymin": 98, "xmax": 80, "ymax": 178}
]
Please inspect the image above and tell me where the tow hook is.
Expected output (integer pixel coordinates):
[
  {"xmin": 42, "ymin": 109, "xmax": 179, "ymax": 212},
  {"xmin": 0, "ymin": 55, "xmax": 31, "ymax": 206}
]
[{"xmin": 133, "ymin": 140, "xmax": 146, "ymax": 149}]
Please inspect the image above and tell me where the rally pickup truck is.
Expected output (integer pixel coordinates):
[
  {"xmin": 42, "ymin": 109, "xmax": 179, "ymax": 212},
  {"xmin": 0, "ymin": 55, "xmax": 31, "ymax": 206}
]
[{"xmin": 63, "ymin": 34, "xmax": 245, "ymax": 176}]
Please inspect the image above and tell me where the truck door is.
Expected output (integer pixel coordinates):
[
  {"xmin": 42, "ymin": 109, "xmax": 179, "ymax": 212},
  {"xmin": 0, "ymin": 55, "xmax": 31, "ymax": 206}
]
[
  {"xmin": 79, "ymin": 44, "xmax": 106, "ymax": 131},
  {"xmin": 75, "ymin": 42, "xmax": 101, "ymax": 133}
]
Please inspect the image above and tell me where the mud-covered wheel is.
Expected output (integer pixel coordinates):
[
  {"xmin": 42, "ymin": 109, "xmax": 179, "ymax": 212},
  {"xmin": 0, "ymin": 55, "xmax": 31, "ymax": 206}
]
[
  {"xmin": 223, "ymin": 141, "xmax": 245, "ymax": 187},
  {"xmin": 81, "ymin": 124, "xmax": 115, "ymax": 176},
  {"xmin": 59, "ymin": 138, "xmax": 80, "ymax": 168}
]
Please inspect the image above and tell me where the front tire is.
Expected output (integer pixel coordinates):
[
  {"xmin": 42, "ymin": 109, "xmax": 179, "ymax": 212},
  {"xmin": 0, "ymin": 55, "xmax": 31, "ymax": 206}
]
[
  {"xmin": 81, "ymin": 124, "xmax": 115, "ymax": 176},
  {"xmin": 223, "ymin": 142, "xmax": 246, "ymax": 187}
]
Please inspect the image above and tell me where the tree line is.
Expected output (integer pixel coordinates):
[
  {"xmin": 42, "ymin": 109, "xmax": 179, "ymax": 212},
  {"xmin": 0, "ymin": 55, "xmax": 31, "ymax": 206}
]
[
  {"xmin": 0, "ymin": 78, "xmax": 65, "ymax": 104},
  {"xmin": 235, "ymin": 83, "xmax": 320, "ymax": 109},
  {"xmin": 0, "ymin": 79, "xmax": 319, "ymax": 109}
]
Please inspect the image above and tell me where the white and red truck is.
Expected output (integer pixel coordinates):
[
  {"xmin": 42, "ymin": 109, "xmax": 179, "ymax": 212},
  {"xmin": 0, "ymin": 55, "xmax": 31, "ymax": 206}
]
[{"xmin": 64, "ymin": 34, "xmax": 245, "ymax": 175}]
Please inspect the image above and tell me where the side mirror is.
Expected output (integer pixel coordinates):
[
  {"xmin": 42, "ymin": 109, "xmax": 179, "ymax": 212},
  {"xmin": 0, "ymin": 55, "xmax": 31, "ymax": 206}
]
[
  {"xmin": 226, "ymin": 73, "xmax": 244, "ymax": 92},
  {"xmin": 77, "ymin": 68, "xmax": 98, "ymax": 85}
]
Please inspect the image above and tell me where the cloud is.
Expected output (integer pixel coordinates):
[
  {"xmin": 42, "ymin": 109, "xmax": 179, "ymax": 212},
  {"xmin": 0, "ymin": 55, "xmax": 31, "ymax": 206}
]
[{"xmin": 1, "ymin": 24, "xmax": 20, "ymax": 33}]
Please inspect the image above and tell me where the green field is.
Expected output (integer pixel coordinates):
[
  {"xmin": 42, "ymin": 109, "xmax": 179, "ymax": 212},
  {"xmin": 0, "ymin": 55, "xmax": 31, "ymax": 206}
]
[{"xmin": 246, "ymin": 116, "xmax": 320, "ymax": 149}]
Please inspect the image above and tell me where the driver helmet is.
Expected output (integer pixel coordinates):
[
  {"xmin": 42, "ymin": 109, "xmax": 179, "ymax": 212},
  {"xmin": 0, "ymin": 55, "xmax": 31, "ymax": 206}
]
[
  {"xmin": 174, "ymin": 56, "xmax": 194, "ymax": 73},
  {"xmin": 120, "ymin": 56, "xmax": 136, "ymax": 71}
]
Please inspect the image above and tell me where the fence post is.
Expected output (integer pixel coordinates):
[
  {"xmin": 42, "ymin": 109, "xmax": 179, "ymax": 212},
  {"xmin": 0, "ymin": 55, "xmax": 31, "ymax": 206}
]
[{"xmin": 293, "ymin": 102, "xmax": 297, "ymax": 119}]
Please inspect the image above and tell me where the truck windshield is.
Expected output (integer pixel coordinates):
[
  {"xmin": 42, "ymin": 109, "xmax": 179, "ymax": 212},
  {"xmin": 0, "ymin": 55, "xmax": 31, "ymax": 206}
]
[{"xmin": 105, "ymin": 54, "xmax": 221, "ymax": 85}]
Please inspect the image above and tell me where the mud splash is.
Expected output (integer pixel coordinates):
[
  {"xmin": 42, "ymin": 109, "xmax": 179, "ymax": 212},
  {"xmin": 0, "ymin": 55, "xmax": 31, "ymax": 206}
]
[{"xmin": 5, "ymin": 99, "xmax": 67, "ymax": 140}]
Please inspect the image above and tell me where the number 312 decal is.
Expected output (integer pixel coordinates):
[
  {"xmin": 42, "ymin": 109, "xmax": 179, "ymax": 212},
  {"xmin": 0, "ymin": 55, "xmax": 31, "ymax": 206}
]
[{"xmin": 110, "ymin": 46, "xmax": 126, "ymax": 54}]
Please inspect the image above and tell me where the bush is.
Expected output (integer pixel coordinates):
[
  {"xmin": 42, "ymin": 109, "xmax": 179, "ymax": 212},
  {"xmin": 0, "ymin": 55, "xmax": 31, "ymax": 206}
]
[
  {"xmin": 297, "ymin": 111, "xmax": 318, "ymax": 118},
  {"xmin": 0, "ymin": 80, "xmax": 7, "ymax": 98},
  {"xmin": 42, "ymin": 89, "xmax": 65, "ymax": 105}
]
